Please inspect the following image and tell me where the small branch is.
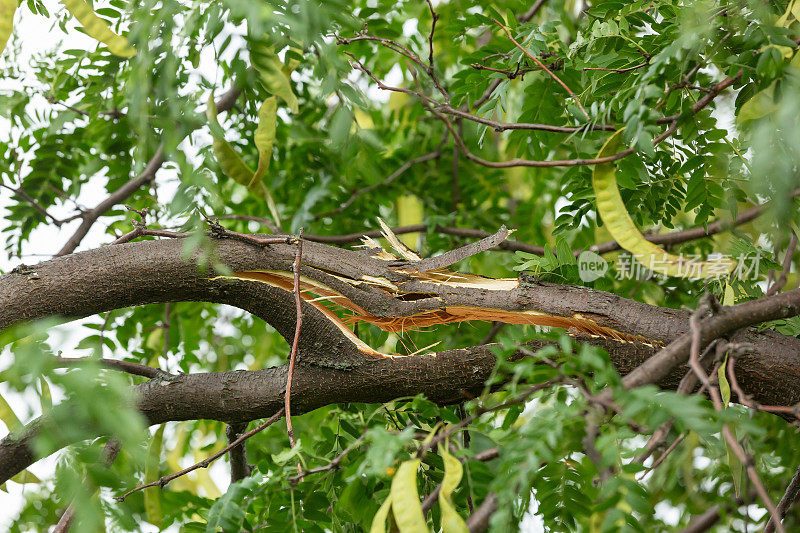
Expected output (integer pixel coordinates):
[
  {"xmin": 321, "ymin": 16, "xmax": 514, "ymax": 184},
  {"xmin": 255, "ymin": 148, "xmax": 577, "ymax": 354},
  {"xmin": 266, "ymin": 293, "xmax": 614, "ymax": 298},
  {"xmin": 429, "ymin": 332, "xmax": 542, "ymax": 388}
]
[
  {"xmin": 766, "ymin": 231, "xmax": 798, "ymax": 297},
  {"xmin": 201, "ymin": 211, "xmax": 294, "ymax": 247},
  {"xmin": 116, "ymin": 408, "xmax": 285, "ymax": 502},
  {"xmin": 112, "ymin": 228, "xmax": 184, "ymax": 245},
  {"xmin": 55, "ymin": 86, "xmax": 242, "ymax": 257},
  {"xmin": 679, "ymin": 505, "xmax": 721, "ymax": 533},
  {"xmin": 686, "ymin": 307, "xmax": 785, "ymax": 533},
  {"xmin": 520, "ymin": 0, "xmax": 549, "ymax": 22},
  {"xmin": 289, "ymin": 435, "xmax": 364, "ymax": 484},
  {"xmin": 470, "ymin": 62, "xmax": 539, "ymax": 79},
  {"xmin": 622, "ymin": 286, "xmax": 800, "ymax": 391},
  {"xmin": 286, "ymin": 230, "xmax": 305, "ymax": 475},
  {"xmin": 494, "ymin": 19, "xmax": 589, "ymax": 120},
  {"xmin": 765, "ymin": 463, "xmax": 800, "ymax": 533},
  {"xmin": 53, "ymin": 357, "xmax": 171, "ymax": 380},
  {"xmin": 1, "ymin": 183, "xmax": 64, "ymax": 227},
  {"xmin": 466, "ymin": 492, "xmax": 498, "ymax": 533},
  {"xmin": 424, "ymin": 0, "xmax": 438, "ymax": 72}
]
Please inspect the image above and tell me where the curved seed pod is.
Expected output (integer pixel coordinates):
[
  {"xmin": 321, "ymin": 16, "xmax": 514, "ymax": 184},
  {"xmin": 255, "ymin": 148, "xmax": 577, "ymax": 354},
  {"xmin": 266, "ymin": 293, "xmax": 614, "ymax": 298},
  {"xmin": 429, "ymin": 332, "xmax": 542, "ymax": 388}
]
[
  {"xmin": 369, "ymin": 493, "xmax": 394, "ymax": 533},
  {"xmin": 0, "ymin": 0, "xmax": 17, "ymax": 56},
  {"xmin": 438, "ymin": 443, "xmax": 469, "ymax": 533},
  {"xmin": 206, "ymin": 95, "xmax": 257, "ymax": 187},
  {"xmin": 390, "ymin": 459, "xmax": 427, "ymax": 532},
  {"xmin": 250, "ymin": 43, "xmax": 299, "ymax": 113},
  {"xmin": 61, "ymin": 0, "xmax": 136, "ymax": 58},
  {"xmin": 253, "ymin": 96, "xmax": 277, "ymax": 183},
  {"xmin": 592, "ymin": 129, "xmax": 735, "ymax": 279},
  {"xmin": 206, "ymin": 94, "xmax": 282, "ymax": 228}
]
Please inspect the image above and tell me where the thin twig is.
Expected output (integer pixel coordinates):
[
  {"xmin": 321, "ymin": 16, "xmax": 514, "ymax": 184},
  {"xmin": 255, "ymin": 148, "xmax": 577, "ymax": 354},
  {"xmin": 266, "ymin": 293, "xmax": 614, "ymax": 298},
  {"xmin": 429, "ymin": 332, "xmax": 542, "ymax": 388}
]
[
  {"xmin": 765, "ymin": 463, "xmax": 800, "ymax": 533},
  {"xmin": 56, "ymin": 86, "xmax": 242, "ymax": 257},
  {"xmin": 466, "ymin": 492, "xmax": 498, "ymax": 533},
  {"xmin": 687, "ymin": 309, "xmax": 785, "ymax": 533},
  {"xmin": 52, "ymin": 357, "xmax": 171, "ymax": 380},
  {"xmin": 679, "ymin": 504, "xmax": 721, "ymax": 533},
  {"xmin": 494, "ymin": 19, "xmax": 589, "ymax": 119},
  {"xmin": 286, "ymin": 230, "xmax": 305, "ymax": 476},
  {"xmin": 116, "ymin": 408, "xmax": 285, "ymax": 501},
  {"xmin": 289, "ymin": 434, "xmax": 364, "ymax": 485}
]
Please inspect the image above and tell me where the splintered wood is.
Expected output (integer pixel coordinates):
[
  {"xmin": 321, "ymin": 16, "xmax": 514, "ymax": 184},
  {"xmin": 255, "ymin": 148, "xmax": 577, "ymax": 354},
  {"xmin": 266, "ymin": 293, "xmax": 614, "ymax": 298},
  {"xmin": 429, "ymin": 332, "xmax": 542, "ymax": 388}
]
[{"xmin": 217, "ymin": 221, "xmax": 651, "ymax": 357}]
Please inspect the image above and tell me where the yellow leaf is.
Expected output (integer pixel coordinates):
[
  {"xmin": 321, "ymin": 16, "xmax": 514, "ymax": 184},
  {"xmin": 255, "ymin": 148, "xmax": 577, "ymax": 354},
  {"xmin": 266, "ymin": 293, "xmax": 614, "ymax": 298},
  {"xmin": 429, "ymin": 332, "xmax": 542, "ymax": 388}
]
[
  {"xmin": 438, "ymin": 443, "xmax": 469, "ymax": 533},
  {"xmin": 390, "ymin": 459, "xmax": 427, "ymax": 533},
  {"xmin": 592, "ymin": 129, "xmax": 734, "ymax": 278},
  {"xmin": 144, "ymin": 424, "xmax": 165, "ymax": 528},
  {"xmin": 61, "ymin": 0, "xmax": 136, "ymax": 57},
  {"xmin": 0, "ymin": 0, "xmax": 17, "ymax": 56},
  {"xmin": 38, "ymin": 377, "xmax": 52, "ymax": 412}
]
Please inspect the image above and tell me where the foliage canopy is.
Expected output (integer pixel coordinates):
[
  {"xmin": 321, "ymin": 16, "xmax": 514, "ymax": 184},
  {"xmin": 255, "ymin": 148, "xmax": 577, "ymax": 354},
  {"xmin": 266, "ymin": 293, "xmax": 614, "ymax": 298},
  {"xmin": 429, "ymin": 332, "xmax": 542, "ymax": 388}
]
[{"xmin": 2, "ymin": 0, "xmax": 800, "ymax": 531}]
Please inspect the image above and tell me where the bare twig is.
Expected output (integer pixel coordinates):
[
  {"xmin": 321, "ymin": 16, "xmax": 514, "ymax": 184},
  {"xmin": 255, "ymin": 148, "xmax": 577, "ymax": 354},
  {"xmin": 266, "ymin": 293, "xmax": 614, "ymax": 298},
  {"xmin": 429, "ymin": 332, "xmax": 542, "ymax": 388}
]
[
  {"xmin": 765, "ymin": 463, "xmax": 800, "ymax": 533},
  {"xmin": 686, "ymin": 308, "xmax": 785, "ymax": 533},
  {"xmin": 466, "ymin": 492, "xmax": 498, "ymax": 533},
  {"xmin": 116, "ymin": 408, "xmax": 285, "ymax": 502},
  {"xmin": 1, "ymin": 183, "xmax": 65, "ymax": 226},
  {"xmin": 200, "ymin": 211, "xmax": 293, "ymax": 246},
  {"xmin": 494, "ymin": 19, "xmax": 589, "ymax": 119},
  {"xmin": 679, "ymin": 504, "xmax": 721, "ymax": 533},
  {"xmin": 289, "ymin": 435, "xmax": 364, "ymax": 485},
  {"xmin": 52, "ymin": 357, "xmax": 171, "ymax": 380},
  {"xmin": 286, "ymin": 230, "xmax": 305, "ymax": 476}
]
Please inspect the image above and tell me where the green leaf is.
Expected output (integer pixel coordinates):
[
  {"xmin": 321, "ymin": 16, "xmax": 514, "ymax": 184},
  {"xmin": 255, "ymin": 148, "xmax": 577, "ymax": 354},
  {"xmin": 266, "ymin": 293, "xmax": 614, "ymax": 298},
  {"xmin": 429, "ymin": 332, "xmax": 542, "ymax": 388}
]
[{"xmin": 205, "ymin": 476, "xmax": 261, "ymax": 533}]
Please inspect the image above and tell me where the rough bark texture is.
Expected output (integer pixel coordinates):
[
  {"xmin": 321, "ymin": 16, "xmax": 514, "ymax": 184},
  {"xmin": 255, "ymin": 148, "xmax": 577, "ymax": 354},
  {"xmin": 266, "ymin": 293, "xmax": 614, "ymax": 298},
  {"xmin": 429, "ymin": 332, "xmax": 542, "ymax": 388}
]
[{"xmin": 1, "ymin": 236, "xmax": 799, "ymax": 483}]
